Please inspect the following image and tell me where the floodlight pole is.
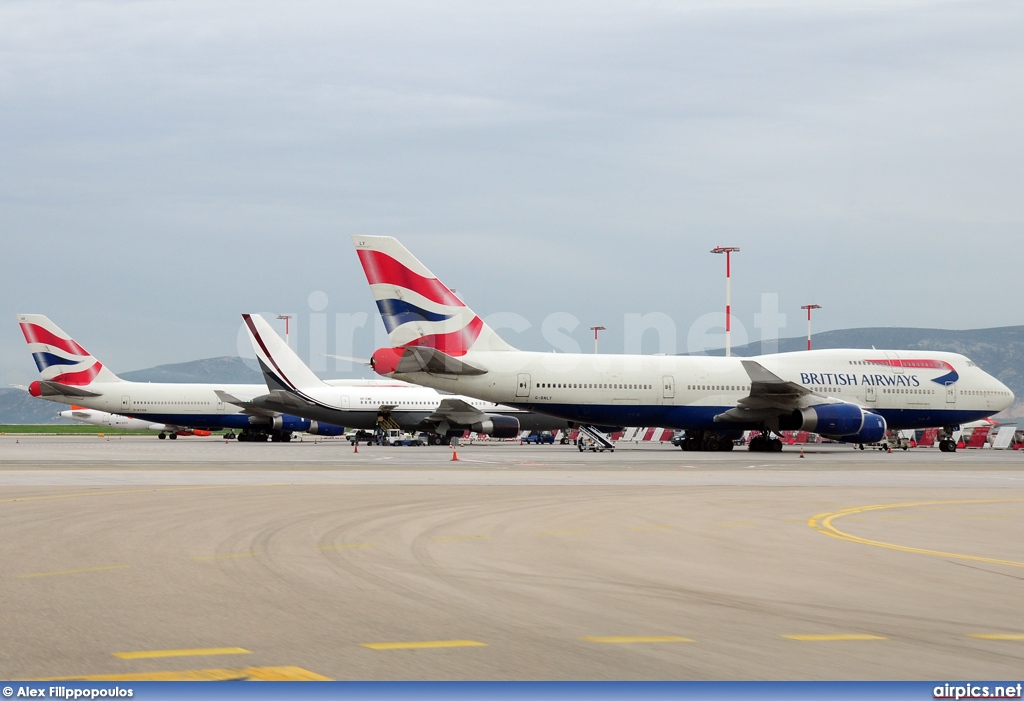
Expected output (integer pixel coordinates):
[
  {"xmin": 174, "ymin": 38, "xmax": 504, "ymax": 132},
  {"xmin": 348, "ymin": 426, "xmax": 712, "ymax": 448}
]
[
  {"xmin": 801, "ymin": 304, "xmax": 821, "ymax": 351},
  {"xmin": 277, "ymin": 314, "xmax": 293, "ymax": 348},
  {"xmin": 711, "ymin": 247, "xmax": 740, "ymax": 357},
  {"xmin": 590, "ymin": 326, "xmax": 606, "ymax": 354}
]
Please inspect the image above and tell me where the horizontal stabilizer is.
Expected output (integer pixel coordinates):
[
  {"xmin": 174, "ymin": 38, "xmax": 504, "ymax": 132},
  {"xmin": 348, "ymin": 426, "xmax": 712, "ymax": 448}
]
[
  {"xmin": 35, "ymin": 380, "xmax": 102, "ymax": 398},
  {"xmin": 382, "ymin": 346, "xmax": 489, "ymax": 376}
]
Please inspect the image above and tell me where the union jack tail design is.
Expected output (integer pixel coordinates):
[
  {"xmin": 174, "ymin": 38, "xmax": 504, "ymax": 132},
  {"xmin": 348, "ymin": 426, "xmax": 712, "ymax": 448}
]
[
  {"xmin": 351, "ymin": 236, "xmax": 515, "ymax": 356},
  {"xmin": 17, "ymin": 314, "xmax": 121, "ymax": 385}
]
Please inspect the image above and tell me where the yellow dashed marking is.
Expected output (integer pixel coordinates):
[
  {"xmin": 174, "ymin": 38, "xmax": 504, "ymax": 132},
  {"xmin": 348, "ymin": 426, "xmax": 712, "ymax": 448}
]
[
  {"xmin": 317, "ymin": 543, "xmax": 377, "ymax": 550},
  {"xmin": 114, "ymin": 647, "xmax": 251, "ymax": 660},
  {"xmin": 969, "ymin": 634, "xmax": 1024, "ymax": 641},
  {"xmin": 433, "ymin": 535, "xmax": 489, "ymax": 541},
  {"xmin": 809, "ymin": 499, "xmax": 1024, "ymax": 568},
  {"xmin": 40, "ymin": 666, "xmax": 328, "ymax": 681},
  {"xmin": 628, "ymin": 526, "xmax": 673, "ymax": 531},
  {"xmin": 193, "ymin": 553, "xmax": 260, "ymax": 561},
  {"xmin": 20, "ymin": 565, "xmax": 130, "ymax": 579},
  {"xmin": 581, "ymin": 636, "xmax": 693, "ymax": 644},
  {"xmin": 362, "ymin": 640, "xmax": 487, "ymax": 650},
  {"xmin": 536, "ymin": 530, "xmax": 587, "ymax": 535},
  {"xmin": 783, "ymin": 634, "xmax": 887, "ymax": 642}
]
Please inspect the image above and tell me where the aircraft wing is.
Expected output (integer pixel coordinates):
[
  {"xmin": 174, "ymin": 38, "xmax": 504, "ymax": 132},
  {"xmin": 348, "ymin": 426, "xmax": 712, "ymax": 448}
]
[
  {"xmin": 424, "ymin": 397, "xmax": 487, "ymax": 425},
  {"xmin": 214, "ymin": 389, "xmax": 280, "ymax": 418},
  {"xmin": 714, "ymin": 360, "xmax": 826, "ymax": 423}
]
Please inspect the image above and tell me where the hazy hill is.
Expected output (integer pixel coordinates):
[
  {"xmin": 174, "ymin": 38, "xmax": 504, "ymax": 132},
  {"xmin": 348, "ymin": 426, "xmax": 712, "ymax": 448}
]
[
  {"xmin": 120, "ymin": 356, "xmax": 263, "ymax": 384},
  {"xmin": 0, "ymin": 388, "xmax": 71, "ymax": 424}
]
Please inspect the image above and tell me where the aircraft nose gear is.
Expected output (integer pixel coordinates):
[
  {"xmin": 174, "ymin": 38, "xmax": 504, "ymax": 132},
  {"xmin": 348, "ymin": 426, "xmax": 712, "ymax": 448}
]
[{"xmin": 938, "ymin": 425, "xmax": 960, "ymax": 453}]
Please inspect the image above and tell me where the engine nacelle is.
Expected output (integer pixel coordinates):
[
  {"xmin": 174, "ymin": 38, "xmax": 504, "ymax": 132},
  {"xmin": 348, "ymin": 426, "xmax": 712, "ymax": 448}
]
[
  {"xmin": 787, "ymin": 403, "xmax": 865, "ymax": 436},
  {"xmin": 307, "ymin": 421, "xmax": 346, "ymax": 436},
  {"xmin": 829, "ymin": 412, "xmax": 887, "ymax": 444},
  {"xmin": 470, "ymin": 414, "xmax": 520, "ymax": 439},
  {"xmin": 270, "ymin": 414, "xmax": 312, "ymax": 432}
]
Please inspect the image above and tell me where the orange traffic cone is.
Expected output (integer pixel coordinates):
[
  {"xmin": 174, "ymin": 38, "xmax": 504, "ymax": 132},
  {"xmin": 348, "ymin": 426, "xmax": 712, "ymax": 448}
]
[
  {"xmin": 353, "ymin": 443, "xmax": 359, "ymax": 454},
  {"xmin": 887, "ymin": 445, "xmax": 893, "ymax": 454},
  {"xmin": 957, "ymin": 440, "xmax": 965, "ymax": 449},
  {"xmin": 451, "ymin": 448, "xmax": 459, "ymax": 461}
]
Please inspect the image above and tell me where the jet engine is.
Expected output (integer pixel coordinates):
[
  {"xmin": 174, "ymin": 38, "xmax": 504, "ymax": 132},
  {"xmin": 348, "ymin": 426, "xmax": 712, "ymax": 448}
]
[
  {"xmin": 470, "ymin": 414, "xmax": 520, "ymax": 439},
  {"xmin": 827, "ymin": 412, "xmax": 887, "ymax": 445},
  {"xmin": 307, "ymin": 421, "xmax": 346, "ymax": 436},
  {"xmin": 781, "ymin": 402, "xmax": 865, "ymax": 436},
  {"xmin": 249, "ymin": 414, "xmax": 313, "ymax": 432}
]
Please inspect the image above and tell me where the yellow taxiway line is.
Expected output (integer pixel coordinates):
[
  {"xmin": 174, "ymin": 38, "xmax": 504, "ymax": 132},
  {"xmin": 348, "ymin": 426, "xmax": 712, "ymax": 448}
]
[
  {"xmin": 40, "ymin": 666, "xmax": 328, "ymax": 681},
  {"xmin": 809, "ymin": 499, "xmax": 1024, "ymax": 568},
  {"xmin": 114, "ymin": 647, "xmax": 251, "ymax": 660},
  {"xmin": 19, "ymin": 565, "xmax": 130, "ymax": 578},
  {"xmin": 581, "ymin": 636, "xmax": 693, "ymax": 644},
  {"xmin": 783, "ymin": 634, "xmax": 887, "ymax": 642},
  {"xmin": 362, "ymin": 640, "xmax": 487, "ymax": 650}
]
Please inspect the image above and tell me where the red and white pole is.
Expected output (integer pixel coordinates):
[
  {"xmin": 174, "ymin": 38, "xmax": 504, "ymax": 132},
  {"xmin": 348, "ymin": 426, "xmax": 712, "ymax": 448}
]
[
  {"xmin": 801, "ymin": 304, "xmax": 821, "ymax": 351},
  {"xmin": 711, "ymin": 247, "xmax": 740, "ymax": 357},
  {"xmin": 590, "ymin": 326, "xmax": 606, "ymax": 354},
  {"xmin": 277, "ymin": 314, "xmax": 293, "ymax": 348}
]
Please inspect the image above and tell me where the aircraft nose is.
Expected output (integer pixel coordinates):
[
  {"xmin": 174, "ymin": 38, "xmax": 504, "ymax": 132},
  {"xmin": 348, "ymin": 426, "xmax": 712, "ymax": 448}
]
[{"xmin": 1003, "ymin": 385, "xmax": 1015, "ymax": 409}]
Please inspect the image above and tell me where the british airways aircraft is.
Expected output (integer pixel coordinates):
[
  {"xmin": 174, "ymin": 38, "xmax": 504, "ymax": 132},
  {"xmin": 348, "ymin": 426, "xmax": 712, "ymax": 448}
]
[
  {"xmin": 18, "ymin": 314, "xmax": 347, "ymax": 442},
  {"xmin": 238, "ymin": 312, "xmax": 568, "ymax": 443},
  {"xmin": 351, "ymin": 236, "xmax": 1014, "ymax": 453}
]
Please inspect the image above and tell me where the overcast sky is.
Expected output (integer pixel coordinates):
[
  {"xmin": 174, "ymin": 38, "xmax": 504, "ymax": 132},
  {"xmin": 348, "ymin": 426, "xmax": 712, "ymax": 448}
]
[{"xmin": 2, "ymin": 0, "xmax": 1022, "ymax": 385}]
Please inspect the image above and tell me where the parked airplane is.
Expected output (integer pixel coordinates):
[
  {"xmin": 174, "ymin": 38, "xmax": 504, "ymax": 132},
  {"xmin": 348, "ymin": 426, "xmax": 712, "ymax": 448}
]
[
  {"xmin": 18, "ymin": 314, "xmax": 347, "ymax": 442},
  {"xmin": 351, "ymin": 236, "xmax": 1015, "ymax": 453},
  {"xmin": 58, "ymin": 406, "xmax": 211, "ymax": 438},
  {"xmin": 236, "ymin": 312, "xmax": 569, "ymax": 444}
]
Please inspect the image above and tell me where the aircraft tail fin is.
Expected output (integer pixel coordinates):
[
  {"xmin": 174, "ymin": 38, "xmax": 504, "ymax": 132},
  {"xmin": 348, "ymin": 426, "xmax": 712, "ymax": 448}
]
[
  {"xmin": 242, "ymin": 313, "xmax": 327, "ymax": 392},
  {"xmin": 17, "ymin": 314, "xmax": 121, "ymax": 385},
  {"xmin": 351, "ymin": 235, "xmax": 515, "ymax": 355}
]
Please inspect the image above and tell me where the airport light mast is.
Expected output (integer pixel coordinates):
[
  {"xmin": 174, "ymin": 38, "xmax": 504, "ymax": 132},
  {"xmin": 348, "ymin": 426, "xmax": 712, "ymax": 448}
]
[
  {"xmin": 711, "ymin": 246, "xmax": 740, "ymax": 357},
  {"xmin": 801, "ymin": 304, "xmax": 821, "ymax": 351},
  {"xmin": 590, "ymin": 326, "xmax": 606, "ymax": 354},
  {"xmin": 276, "ymin": 314, "xmax": 293, "ymax": 348}
]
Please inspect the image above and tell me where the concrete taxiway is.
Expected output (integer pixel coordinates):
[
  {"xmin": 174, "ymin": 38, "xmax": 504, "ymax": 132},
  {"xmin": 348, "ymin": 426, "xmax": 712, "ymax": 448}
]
[{"xmin": 1, "ymin": 436, "xmax": 1023, "ymax": 680}]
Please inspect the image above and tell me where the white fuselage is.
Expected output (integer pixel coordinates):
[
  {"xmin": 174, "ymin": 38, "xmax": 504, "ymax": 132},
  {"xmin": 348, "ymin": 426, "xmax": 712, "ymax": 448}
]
[{"xmin": 386, "ymin": 348, "xmax": 1014, "ymax": 431}]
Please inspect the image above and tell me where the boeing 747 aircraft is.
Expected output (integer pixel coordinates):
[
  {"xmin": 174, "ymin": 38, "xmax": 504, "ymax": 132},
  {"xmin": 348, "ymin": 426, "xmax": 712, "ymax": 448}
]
[
  {"xmin": 18, "ymin": 314, "xmax": 346, "ymax": 442},
  {"xmin": 238, "ymin": 312, "xmax": 568, "ymax": 444},
  {"xmin": 351, "ymin": 236, "xmax": 1014, "ymax": 453}
]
